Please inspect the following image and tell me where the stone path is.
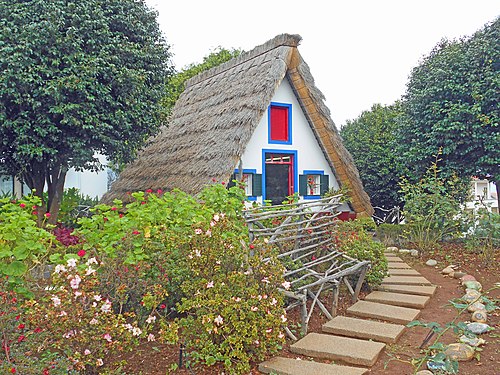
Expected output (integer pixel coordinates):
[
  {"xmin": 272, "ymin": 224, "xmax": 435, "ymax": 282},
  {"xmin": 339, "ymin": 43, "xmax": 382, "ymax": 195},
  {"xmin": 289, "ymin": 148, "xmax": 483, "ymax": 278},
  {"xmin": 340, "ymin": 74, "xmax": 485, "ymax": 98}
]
[{"xmin": 259, "ymin": 249, "xmax": 437, "ymax": 375}]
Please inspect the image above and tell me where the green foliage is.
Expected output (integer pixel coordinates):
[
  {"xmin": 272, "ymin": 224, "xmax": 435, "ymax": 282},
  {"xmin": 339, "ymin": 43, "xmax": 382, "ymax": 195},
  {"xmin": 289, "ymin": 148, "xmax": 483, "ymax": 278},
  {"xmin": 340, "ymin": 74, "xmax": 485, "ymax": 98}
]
[
  {"xmin": 162, "ymin": 47, "xmax": 241, "ymax": 115},
  {"xmin": 340, "ymin": 103, "xmax": 405, "ymax": 209},
  {"xmin": 376, "ymin": 223, "xmax": 405, "ymax": 247},
  {"xmin": 25, "ymin": 257, "xmax": 142, "ymax": 373},
  {"xmin": 0, "ymin": 0, "xmax": 173, "ymax": 220},
  {"xmin": 465, "ymin": 208, "xmax": 500, "ymax": 264},
  {"xmin": 0, "ymin": 196, "xmax": 54, "ymax": 287},
  {"xmin": 177, "ymin": 235, "xmax": 286, "ymax": 374},
  {"xmin": 399, "ymin": 18, "xmax": 499, "ymax": 194},
  {"xmin": 335, "ymin": 219, "xmax": 388, "ymax": 286},
  {"xmin": 400, "ymin": 158, "xmax": 466, "ymax": 252},
  {"xmin": 54, "ymin": 188, "xmax": 98, "ymax": 227}
]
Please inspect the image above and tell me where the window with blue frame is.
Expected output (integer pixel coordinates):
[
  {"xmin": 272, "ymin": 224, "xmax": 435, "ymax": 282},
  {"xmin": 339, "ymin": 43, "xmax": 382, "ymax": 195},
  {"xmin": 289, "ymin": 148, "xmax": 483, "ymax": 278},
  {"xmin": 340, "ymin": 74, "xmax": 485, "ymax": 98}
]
[
  {"xmin": 268, "ymin": 102, "xmax": 292, "ymax": 145},
  {"xmin": 299, "ymin": 170, "xmax": 329, "ymax": 199},
  {"xmin": 228, "ymin": 169, "xmax": 262, "ymax": 200}
]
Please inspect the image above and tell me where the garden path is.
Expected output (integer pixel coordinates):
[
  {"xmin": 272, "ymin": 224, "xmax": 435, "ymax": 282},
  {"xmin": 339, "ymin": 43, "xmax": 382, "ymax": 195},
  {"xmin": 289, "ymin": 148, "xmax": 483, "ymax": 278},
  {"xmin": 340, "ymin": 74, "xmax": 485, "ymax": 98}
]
[{"xmin": 259, "ymin": 248, "xmax": 436, "ymax": 374}]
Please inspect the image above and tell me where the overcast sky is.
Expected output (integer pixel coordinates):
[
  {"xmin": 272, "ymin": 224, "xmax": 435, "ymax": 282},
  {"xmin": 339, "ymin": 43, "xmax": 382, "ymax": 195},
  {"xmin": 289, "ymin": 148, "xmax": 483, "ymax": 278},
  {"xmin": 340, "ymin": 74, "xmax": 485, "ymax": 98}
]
[{"xmin": 145, "ymin": 0, "xmax": 498, "ymax": 127}]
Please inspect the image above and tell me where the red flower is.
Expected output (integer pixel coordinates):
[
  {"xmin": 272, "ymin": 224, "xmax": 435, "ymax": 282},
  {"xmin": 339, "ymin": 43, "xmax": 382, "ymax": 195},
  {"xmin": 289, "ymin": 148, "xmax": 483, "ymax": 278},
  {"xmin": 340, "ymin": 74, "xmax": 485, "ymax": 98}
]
[
  {"xmin": 103, "ymin": 217, "xmax": 108, "ymax": 222},
  {"xmin": 157, "ymin": 189, "xmax": 163, "ymax": 194},
  {"xmin": 221, "ymin": 181, "xmax": 225, "ymax": 185},
  {"xmin": 17, "ymin": 323, "xmax": 25, "ymax": 329},
  {"xmin": 15, "ymin": 315, "xmax": 20, "ymax": 321},
  {"xmin": 10, "ymin": 368, "xmax": 16, "ymax": 374},
  {"xmin": 34, "ymin": 327, "xmax": 42, "ymax": 333},
  {"xmin": 45, "ymin": 212, "xmax": 51, "ymax": 218},
  {"xmin": 212, "ymin": 178, "xmax": 217, "ymax": 182},
  {"xmin": 19, "ymin": 203, "xmax": 26, "ymax": 208},
  {"xmin": 17, "ymin": 335, "xmax": 25, "ymax": 343},
  {"xmin": 311, "ymin": 255, "xmax": 317, "ymax": 261},
  {"xmin": 119, "ymin": 213, "xmax": 124, "ymax": 218},
  {"xmin": 42, "ymin": 369, "xmax": 49, "ymax": 375},
  {"xmin": 77, "ymin": 249, "xmax": 86, "ymax": 257},
  {"xmin": 145, "ymin": 189, "xmax": 153, "ymax": 193},
  {"xmin": 111, "ymin": 207, "xmax": 117, "ymax": 211},
  {"xmin": 249, "ymin": 244, "xmax": 255, "ymax": 249},
  {"xmin": 160, "ymin": 304, "xmax": 166, "ymax": 309},
  {"xmin": 32, "ymin": 211, "xmax": 38, "ymax": 215},
  {"xmin": 141, "ymin": 201, "xmax": 146, "ymax": 205},
  {"xmin": 132, "ymin": 230, "xmax": 140, "ymax": 235}
]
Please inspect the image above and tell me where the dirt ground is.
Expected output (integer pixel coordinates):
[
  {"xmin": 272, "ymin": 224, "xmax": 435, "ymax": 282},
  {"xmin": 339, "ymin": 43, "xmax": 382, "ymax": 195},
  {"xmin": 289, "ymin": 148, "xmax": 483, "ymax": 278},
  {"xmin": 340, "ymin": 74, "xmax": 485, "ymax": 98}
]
[{"xmin": 115, "ymin": 243, "xmax": 500, "ymax": 374}]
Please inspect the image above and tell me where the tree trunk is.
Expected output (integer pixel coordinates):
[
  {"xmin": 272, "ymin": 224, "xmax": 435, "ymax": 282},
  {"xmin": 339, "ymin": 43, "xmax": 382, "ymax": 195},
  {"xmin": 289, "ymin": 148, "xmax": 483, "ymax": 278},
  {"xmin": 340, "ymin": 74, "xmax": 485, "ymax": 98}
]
[
  {"xmin": 22, "ymin": 160, "xmax": 48, "ymax": 226},
  {"xmin": 46, "ymin": 165, "xmax": 67, "ymax": 225}
]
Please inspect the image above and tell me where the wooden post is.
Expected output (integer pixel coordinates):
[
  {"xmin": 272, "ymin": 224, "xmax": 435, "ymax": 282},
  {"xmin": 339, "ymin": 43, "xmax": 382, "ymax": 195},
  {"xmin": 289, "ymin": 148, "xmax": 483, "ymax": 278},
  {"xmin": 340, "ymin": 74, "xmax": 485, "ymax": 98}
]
[
  {"xmin": 300, "ymin": 289, "xmax": 308, "ymax": 336},
  {"xmin": 331, "ymin": 282, "xmax": 340, "ymax": 317},
  {"xmin": 352, "ymin": 265, "xmax": 369, "ymax": 303}
]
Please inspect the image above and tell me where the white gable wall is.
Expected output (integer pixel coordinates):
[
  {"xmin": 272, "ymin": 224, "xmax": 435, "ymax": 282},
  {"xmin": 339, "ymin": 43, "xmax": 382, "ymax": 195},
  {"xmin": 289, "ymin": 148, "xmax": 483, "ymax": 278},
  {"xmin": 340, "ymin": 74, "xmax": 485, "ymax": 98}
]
[{"xmin": 239, "ymin": 78, "xmax": 348, "ymax": 208}]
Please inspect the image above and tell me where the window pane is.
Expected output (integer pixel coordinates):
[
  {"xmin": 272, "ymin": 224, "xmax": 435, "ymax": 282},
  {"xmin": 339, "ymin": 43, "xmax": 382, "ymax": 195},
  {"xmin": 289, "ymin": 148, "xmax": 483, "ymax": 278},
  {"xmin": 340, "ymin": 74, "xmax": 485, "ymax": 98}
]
[{"xmin": 270, "ymin": 106, "xmax": 289, "ymax": 142}]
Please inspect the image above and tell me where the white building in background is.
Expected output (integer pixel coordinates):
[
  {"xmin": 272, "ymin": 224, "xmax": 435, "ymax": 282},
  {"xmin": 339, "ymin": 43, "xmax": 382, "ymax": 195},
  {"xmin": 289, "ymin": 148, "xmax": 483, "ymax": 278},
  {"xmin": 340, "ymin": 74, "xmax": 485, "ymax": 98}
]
[
  {"xmin": 0, "ymin": 154, "xmax": 111, "ymax": 200},
  {"xmin": 465, "ymin": 178, "xmax": 498, "ymax": 214}
]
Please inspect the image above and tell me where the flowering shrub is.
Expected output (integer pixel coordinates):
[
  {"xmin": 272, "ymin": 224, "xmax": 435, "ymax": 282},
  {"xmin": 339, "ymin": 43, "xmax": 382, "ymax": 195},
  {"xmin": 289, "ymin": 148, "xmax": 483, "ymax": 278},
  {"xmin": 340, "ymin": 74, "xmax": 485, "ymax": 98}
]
[
  {"xmin": 0, "ymin": 196, "xmax": 54, "ymax": 287},
  {"xmin": 177, "ymin": 215, "xmax": 287, "ymax": 374},
  {"xmin": 25, "ymin": 257, "xmax": 143, "ymax": 373},
  {"xmin": 334, "ymin": 219, "xmax": 388, "ymax": 286}
]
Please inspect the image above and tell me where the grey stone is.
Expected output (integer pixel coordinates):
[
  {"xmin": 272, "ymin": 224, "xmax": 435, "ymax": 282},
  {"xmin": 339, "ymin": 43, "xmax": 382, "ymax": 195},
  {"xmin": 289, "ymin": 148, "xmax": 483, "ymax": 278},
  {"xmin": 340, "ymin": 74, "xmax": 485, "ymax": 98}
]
[
  {"xmin": 441, "ymin": 267, "xmax": 454, "ymax": 275},
  {"xmin": 376, "ymin": 284, "xmax": 437, "ymax": 296},
  {"xmin": 410, "ymin": 249, "xmax": 419, "ymax": 257},
  {"xmin": 387, "ymin": 262, "xmax": 412, "ymax": 269},
  {"xmin": 461, "ymin": 275, "xmax": 477, "ymax": 282},
  {"xmin": 444, "ymin": 343, "xmax": 475, "ymax": 361},
  {"xmin": 452, "ymin": 271, "xmax": 467, "ymax": 279},
  {"xmin": 347, "ymin": 300, "xmax": 421, "ymax": 324},
  {"xmin": 415, "ymin": 371, "xmax": 434, "ymax": 375},
  {"xmin": 398, "ymin": 249, "xmax": 411, "ymax": 254},
  {"xmin": 290, "ymin": 333, "xmax": 385, "ymax": 367},
  {"xmin": 461, "ymin": 290, "xmax": 481, "ymax": 303},
  {"xmin": 365, "ymin": 290, "xmax": 430, "ymax": 309},
  {"xmin": 463, "ymin": 280, "xmax": 482, "ymax": 291},
  {"xmin": 466, "ymin": 322, "xmax": 491, "ymax": 334},
  {"xmin": 388, "ymin": 268, "xmax": 421, "ymax": 276},
  {"xmin": 258, "ymin": 356, "xmax": 369, "ymax": 375},
  {"xmin": 467, "ymin": 301, "xmax": 485, "ymax": 312},
  {"xmin": 322, "ymin": 315, "xmax": 405, "ymax": 344},
  {"xmin": 471, "ymin": 310, "xmax": 487, "ymax": 323},
  {"xmin": 425, "ymin": 259, "xmax": 437, "ymax": 266},
  {"xmin": 386, "ymin": 246, "xmax": 399, "ymax": 253},
  {"xmin": 459, "ymin": 335, "xmax": 486, "ymax": 347},
  {"xmin": 381, "ymin": 275, "xmax": 433, "ymax": 286}
]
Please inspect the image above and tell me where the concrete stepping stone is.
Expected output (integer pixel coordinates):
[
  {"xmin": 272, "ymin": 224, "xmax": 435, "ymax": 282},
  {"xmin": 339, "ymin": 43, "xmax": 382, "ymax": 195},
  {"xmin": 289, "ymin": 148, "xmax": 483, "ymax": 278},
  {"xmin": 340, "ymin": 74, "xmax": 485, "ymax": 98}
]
[
  {"xmin": 290, "ymin": 332, "xmax": 385, "ymax": 367},
  {"xmin": 388, "ymin": 268, "xmax": 421, "ymax": 276},
  {"xmin": 323, "ymin": 316, "xmax": 405, "ymax": 344},
  {"xmin": 385, "ymin": 256, "xmax": 404, "ymax": 262},
  {"xmin": 365, "ymin": 291, "xmax": 430, "ymax": 309},
  {"xmin": 376, "ymin": 284, "xmax": 437, "ymax": 296},
  {"xmin": 347, "ymin": 300, "xmax": 421, "ymax": 324},
  {"xmin": 387, "ymin": 262, "xmax": 412, "ymax": 269},
  {"xmin": 381, "ymin": 275, "xmax": 432, "ymax": 286},
  {"xmin": 259, "ymin": 356, "xmax": 368, "ymax": 375}
]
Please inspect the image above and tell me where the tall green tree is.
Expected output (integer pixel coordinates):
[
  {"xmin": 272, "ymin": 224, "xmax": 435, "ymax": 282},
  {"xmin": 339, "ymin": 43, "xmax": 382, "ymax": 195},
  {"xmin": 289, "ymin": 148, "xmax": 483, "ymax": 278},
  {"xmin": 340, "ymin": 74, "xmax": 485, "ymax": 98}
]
[
  {"xmin": 0, "ymin": 0, "xmax": 173, "ymax": 223},
  {"xmin": 399, "ymin": 17, "xmax": 499, "ymax": 206},
  {"xmin": 340, "ymin": 103, "xmax": 404, "ymax": 209},
  {"xmin": 162, "ymin": 47, "xmax": 241, "ymax": 115}
]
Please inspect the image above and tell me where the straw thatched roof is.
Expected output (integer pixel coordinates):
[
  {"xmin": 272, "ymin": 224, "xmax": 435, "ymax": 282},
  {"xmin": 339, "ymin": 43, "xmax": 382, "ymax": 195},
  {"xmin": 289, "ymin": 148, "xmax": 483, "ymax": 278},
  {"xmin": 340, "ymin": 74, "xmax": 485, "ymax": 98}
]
[{"xmin": 102, "ymin": 34, "xmax": 373, "ymax": 216}]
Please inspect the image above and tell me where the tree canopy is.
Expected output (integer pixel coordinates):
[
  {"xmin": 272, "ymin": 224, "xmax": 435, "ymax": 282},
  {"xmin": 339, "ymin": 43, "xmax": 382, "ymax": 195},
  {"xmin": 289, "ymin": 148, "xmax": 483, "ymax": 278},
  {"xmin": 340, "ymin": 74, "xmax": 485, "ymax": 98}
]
[
  {"xmin": 399, "ymin": 17, "xmax": 499, "ymax": 201},
  {"xmin": 340, "ymin": 103, "xmax": 404, "ymax": 210},
  {"xmin": 161, "ymin": 47, "xmax": 242, "ymax": 116},
  {"xmin": 0, "ymin": 0, "xmax": 173, "ymax": 222}
]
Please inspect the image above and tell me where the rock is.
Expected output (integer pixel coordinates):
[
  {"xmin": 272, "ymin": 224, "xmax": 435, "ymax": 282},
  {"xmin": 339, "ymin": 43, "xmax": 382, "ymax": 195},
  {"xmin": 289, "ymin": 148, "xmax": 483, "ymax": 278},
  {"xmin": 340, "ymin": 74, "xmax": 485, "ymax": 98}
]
[
  {"xmin": 416, "ymin": 371, "xmax": 434, "ymax": 375},
  {"xmin": 387, "ymin": 246, "xmax": 399, "ymax": 252},
  {"xmin": 399, "ymin": 249, "xmax": 411, "ymax": 254},
  {"xmin": 471, "ymin": 310, "xmax": 487, "ymax": 323},
  {"xmin": 459, "ymin": 335, "xmax": 486, "ymax": 347},
  {"xmin": 427, "ymin": 360, "xmax": 447, "ymax": 372},
  {"xmin": 444, "ymin": 343, "xmax": 475, "ymax": 361},
  {"xmin": 425, "ymin": 259, "xmax": 437, "ymax": 267},
  {"xmin": 442, "ymin": 267, "xmax": 454, "ymax": 275},
  {"xmin": 453, "ymin": 271, "xmax": 467, "ymax": 279},
  {"xmin": 463, "ymin": 280, "xmax": 482, "ymax": 291},
  {"xmin": 466, "ymin": 322, "xmax": 491, "ymax": 334},
  {"xmin": 467, "ymin": 302, "xmax": 485, "ymax": 312},
  {"xmin": 461, "ymin": 290, "xmax": 482, "ymax": 303},
  {"xmin": 461, "ymin": 275, "xmax": 476, "ymax": 283},
  {"xmin": 410, "ymin": 249, "xmax": 419, "ymax": 257}
]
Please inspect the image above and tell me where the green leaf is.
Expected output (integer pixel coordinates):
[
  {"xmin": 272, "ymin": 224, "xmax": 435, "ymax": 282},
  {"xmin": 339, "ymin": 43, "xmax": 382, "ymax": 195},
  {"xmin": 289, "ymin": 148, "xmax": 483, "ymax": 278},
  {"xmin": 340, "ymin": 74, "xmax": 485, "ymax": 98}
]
[{"xmin": 5, "ymin": 261, "xmax": 27, "ymax": 276}]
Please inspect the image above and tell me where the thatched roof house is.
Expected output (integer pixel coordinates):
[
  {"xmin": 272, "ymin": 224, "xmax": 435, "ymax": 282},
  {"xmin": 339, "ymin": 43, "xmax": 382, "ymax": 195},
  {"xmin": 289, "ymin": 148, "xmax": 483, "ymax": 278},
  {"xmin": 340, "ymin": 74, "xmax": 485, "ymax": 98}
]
[{"xmin": 103, "ymin": 34, "xmax": 373, "ymax": 217}]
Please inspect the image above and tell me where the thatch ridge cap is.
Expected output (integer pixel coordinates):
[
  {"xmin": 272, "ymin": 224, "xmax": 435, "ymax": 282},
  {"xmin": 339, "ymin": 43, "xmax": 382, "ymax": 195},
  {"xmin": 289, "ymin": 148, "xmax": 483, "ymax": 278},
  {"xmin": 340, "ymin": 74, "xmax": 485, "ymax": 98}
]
[{"xmin": 185, "ymin": 33, "xmax": 301, "ymax": 88}]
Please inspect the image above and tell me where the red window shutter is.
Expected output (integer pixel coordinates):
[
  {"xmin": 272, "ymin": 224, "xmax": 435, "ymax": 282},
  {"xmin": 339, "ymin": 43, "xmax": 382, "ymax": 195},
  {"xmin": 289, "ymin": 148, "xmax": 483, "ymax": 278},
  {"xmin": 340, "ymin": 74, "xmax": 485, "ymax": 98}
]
[{"xmin": 270, "ymin": 106, "xmax": 288, "ymax": 141}]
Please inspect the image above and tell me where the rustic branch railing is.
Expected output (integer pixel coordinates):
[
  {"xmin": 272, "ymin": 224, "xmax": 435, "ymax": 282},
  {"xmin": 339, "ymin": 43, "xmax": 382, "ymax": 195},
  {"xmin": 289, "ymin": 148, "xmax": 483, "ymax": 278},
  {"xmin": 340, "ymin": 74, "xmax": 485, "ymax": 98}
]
[{"xmin": 244, "ymin": 195, "xmax": 370, "ymax": 340}]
